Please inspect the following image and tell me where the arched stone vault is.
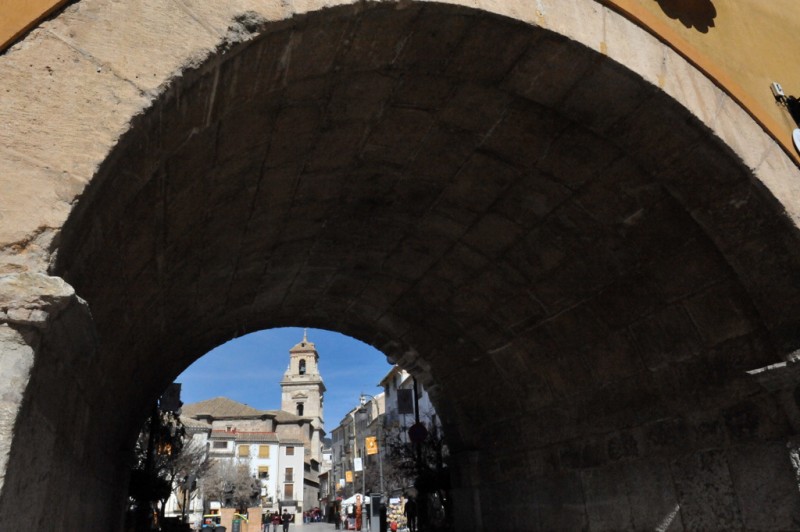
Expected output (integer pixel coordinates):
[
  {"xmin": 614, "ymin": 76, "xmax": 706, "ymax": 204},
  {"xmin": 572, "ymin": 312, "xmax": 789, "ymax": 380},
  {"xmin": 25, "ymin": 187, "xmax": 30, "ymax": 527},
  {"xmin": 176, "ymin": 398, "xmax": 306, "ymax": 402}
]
[{"xmin": 3, "ymin": 1, "xmax": 800, "ymax": 530}]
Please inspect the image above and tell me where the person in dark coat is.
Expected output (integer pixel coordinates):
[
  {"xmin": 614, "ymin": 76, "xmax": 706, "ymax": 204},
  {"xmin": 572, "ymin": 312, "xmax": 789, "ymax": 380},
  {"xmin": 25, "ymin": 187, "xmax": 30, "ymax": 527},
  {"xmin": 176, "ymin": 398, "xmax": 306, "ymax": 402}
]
[
  {"xmin": 282, "ymin": 510, "xmax": 291, "ymax": 532},
  {"xmin": 404, "ymin": 497, "xmax": 418, "ymax": 532}
]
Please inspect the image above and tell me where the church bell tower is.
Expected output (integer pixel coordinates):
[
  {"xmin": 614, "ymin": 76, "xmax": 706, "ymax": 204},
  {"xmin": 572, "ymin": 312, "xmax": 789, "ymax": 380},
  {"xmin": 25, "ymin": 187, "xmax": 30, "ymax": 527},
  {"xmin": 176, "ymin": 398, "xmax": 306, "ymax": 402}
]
[{"xmin": 281, "ymin": 330, "xmax": 325, "ymax": 460}]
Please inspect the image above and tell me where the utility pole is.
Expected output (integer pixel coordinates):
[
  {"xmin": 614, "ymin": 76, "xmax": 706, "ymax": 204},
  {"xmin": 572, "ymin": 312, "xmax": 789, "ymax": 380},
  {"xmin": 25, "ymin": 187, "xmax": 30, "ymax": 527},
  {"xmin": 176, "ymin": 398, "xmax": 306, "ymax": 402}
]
[
  {"xmin": 413, "ymin": 378, "xmax": 422, "ymax": 472},
  {"xmin": 360, "ymin": 393, "xmax": 385, "ymax": 497}
]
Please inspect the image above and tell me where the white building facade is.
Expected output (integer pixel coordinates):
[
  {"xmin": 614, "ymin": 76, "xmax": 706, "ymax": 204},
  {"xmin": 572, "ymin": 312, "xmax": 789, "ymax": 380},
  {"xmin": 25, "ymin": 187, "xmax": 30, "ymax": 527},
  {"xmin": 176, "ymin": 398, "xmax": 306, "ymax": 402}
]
[
  {"xmin": 379, "ymin": 366, "xmax": 439, "ymax": 438},
  {"xmin": 328, "ymin": 365, "xmax": 441, "ymax": 501},
  {"xmin": 167, "ymin": 398, "xmax": 311, "ymax": 522},
  {"xmin": 165, "ymin": 332, "xmax": 326, "ymax": 523}
]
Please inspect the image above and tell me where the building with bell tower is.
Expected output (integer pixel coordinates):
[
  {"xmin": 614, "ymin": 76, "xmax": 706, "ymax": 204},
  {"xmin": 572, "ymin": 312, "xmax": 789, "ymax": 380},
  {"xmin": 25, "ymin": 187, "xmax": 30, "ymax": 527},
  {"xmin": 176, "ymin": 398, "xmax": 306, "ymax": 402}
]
[{"xmin": 281, "ymin": 330, "xmax": 326, "ymax": 461}]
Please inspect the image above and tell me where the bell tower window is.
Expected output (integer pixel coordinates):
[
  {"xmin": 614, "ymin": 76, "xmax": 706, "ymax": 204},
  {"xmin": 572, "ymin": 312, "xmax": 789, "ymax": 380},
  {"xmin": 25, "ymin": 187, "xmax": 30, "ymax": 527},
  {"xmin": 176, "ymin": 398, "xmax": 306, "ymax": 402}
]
[
  {"xmin": 297, "ymin": 403, "xmax": 304, "ymax": 416},
  {"xmin": 299, "ymin": 359, "xmax": 306, "ymax": 375}
]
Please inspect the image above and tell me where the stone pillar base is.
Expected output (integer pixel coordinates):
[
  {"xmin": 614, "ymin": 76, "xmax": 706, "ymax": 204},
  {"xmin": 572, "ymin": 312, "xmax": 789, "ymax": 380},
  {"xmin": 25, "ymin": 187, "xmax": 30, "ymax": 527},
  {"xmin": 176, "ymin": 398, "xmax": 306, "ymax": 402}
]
[{"xmin": 0, "ymin": 273, "xmax": 121, "ymax": 530}]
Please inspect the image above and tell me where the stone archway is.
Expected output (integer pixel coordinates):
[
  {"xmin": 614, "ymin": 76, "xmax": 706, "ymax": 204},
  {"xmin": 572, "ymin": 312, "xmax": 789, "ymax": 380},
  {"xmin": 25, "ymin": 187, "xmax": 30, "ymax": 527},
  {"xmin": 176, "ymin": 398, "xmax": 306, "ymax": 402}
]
[{"xmin": 2, "ymin": 1, "xmax": 800, "ymax": 530}]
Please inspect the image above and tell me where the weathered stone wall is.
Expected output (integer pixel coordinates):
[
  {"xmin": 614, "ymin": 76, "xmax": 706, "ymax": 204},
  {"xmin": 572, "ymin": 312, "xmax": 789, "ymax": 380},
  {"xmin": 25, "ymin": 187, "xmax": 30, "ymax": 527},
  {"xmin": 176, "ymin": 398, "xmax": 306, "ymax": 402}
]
[
  {"xmin": 212, "ymin": 418, "xmax": 271, "ymax": 433},
  {"xmin": 465, "ymin": 412, "xmax": 800, "ymax": 529},
  {"xmin": 0, "ymin": 274, "xmax": 75, "ymax": 491},
  {"xmin": 275, "ymin": 423, "xmax": 307, "ymax": 444},
  {"xmin": 1, "ymin": 1, "xmax": 800, "ymax": 530},
  {"xmin": 0, "ymin": 326, "xmax": 34, "ymax": 496},
  {"xmin": 0, "ymin": 274, "xmax": 126, "ymax": 530},
  {"xmin": 5, "ymin": 0, "xmax": 800, "ymax": 162}
]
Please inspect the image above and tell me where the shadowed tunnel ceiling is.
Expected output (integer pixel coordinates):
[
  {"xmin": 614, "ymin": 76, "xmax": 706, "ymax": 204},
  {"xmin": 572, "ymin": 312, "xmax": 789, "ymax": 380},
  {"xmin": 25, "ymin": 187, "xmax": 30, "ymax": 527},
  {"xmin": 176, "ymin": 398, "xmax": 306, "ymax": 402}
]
[
  {"xmin": 55, "ymin": 0, "xmax": 795, "ymax": 469},
  {"xmin": 8, "ymin": 1, "xmax": 800, "ymax": 529}
]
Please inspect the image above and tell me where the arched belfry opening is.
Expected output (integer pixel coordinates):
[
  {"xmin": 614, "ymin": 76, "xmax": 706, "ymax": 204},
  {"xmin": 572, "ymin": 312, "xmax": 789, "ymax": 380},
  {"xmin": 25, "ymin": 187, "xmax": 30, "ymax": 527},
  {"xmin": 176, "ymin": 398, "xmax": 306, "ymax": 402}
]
[{"xmin": 3, "ymin": 1, "xmax": 800, "ymax": 530}]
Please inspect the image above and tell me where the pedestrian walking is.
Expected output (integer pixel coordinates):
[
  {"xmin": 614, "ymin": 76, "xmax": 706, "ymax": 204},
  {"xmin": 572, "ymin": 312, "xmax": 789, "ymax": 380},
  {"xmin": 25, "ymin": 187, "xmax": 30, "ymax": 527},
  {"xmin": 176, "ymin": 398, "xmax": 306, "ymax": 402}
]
[
  {"xmin": 282, "ymin": 509, "xmax": 291, "ymax": 532},
  {"xmin": 404, "ymin": 497, "xmax": 418, "ymax": 532},
  {"xmin": 355, "ymin": 494, "xmax": 363, "ymax": 531}
]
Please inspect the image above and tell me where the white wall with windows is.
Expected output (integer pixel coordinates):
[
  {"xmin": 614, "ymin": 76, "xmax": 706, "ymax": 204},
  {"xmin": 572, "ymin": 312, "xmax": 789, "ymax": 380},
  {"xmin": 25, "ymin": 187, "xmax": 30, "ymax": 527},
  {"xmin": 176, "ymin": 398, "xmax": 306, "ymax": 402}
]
[
  {"xmin": 380, "ymin": 366, "xmax": 438, "ymax": 434},
  {"xmin": 163, "ymin": 432, "xmax": 309, "ymax": 525}
]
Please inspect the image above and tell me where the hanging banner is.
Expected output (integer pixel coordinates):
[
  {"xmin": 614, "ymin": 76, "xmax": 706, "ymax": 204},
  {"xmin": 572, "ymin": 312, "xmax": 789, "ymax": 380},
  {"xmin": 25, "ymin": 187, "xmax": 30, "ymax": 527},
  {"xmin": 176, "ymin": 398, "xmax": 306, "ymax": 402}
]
[
  {"xmin": 354, "ymin": 457, "xmax": 363, "ymax": 472},
  {"xmin": 365, "ymin": 436, "xmax": 378, "ymax": 455},
  {"xmin": 397, "ymin": 389, "xmax": 414, "ymax": 414},
  {"xmin": 346, "ymin": 471, "xmax": 353, "ymax": 483}
]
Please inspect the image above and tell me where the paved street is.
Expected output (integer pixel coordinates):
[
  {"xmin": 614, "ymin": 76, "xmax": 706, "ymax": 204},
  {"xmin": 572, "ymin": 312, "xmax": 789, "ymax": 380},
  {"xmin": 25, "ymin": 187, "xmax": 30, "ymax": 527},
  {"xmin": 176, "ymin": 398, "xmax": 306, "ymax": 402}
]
[
  {"xmin": 260, "ymin": 524, "xmax": 398, "ymax": 532},
  {"xmin": 260, "ymin": 525, "xmax": 382, "ymax": 532}
]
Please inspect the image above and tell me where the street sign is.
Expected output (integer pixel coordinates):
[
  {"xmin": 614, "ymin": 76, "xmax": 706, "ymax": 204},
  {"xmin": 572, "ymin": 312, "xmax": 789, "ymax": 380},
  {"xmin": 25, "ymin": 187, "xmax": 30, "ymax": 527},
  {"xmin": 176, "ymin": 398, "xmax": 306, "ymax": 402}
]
[{"xmin": 408, "ymin": 422, "xmax": 428, "ymax": 443}]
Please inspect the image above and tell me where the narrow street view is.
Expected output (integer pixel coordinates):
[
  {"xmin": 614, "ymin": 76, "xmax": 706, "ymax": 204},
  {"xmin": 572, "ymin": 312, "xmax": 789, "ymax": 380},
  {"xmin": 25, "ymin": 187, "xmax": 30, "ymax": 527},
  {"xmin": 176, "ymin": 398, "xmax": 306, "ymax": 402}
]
[{"xmin": 127, "ymin": 328, "xmax": 444, "ymax": 532}]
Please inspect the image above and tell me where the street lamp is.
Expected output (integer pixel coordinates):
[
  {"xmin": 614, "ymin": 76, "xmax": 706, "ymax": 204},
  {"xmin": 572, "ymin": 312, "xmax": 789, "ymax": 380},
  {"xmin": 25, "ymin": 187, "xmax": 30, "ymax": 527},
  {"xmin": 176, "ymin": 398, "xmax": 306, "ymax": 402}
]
[
  {"xmin": 348, "ymin": 409, "xmax": 358, "ymax": 498},
  {"xmin": 348, "ymin": 408, "xmax": 365, "ymax": 531},
  {"xmin": 359, "ymin": 393, "xmax": 385, "ymax": 499}
]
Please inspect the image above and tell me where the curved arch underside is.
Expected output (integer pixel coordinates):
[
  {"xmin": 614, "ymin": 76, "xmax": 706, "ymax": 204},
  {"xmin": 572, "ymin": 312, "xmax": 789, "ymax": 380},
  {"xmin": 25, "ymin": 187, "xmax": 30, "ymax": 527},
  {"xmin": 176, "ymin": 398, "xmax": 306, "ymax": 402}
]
[{"xmin": 3, "ymin": 1, "xmax": 800, "ymax": 530}]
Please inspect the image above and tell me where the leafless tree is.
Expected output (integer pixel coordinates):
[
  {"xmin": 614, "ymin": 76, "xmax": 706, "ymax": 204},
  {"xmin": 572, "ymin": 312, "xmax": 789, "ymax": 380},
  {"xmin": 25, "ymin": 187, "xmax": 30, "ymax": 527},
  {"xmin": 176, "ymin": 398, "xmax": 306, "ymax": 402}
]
[
  {"xmin": 167, "ymin": 438, "xmax": 211, "ymax": 517},
  {"xmin": 203, "ymin": 458, "xmax": 261, "ymax": 510}
]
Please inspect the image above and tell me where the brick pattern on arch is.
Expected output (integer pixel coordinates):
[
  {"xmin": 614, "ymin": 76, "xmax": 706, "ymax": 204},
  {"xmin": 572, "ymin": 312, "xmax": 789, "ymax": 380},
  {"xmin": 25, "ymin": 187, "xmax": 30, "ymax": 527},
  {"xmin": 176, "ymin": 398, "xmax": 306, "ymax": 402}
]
[{"xmin": 2, "ymin": 1, "xmax": 800, "ymax": 530}]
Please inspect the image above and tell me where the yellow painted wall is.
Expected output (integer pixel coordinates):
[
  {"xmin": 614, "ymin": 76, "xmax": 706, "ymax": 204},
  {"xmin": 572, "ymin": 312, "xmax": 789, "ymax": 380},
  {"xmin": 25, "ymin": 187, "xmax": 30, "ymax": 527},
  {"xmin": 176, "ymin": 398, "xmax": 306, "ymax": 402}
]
[
  {"xmin": 603, "ymin": 0, "xmax": 800, "ymax": 161},
  {"xmin": 0, "ymin": 0, "xmax": 66, "ymax": 51},
  {"xmin": 1, "ymin": 0, "xmax": 799, "ymax": 161}
]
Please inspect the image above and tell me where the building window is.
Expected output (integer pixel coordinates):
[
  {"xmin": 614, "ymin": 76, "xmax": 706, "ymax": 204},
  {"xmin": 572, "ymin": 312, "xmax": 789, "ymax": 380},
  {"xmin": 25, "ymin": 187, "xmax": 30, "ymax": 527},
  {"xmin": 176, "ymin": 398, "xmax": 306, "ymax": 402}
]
[
  {"xmin": 299, "ymin": 359, "xmax": 306, "ymax": 375},
  {"xmin": 284, "ymin": 483, "xmax": 294, "ymax": 500},
  {"xmin": 286, "ymin": 446, "xmax": 294, "ymax": 456},
  {"xmin": 285, "ymin": 467, "xmax": 293, "ymax": 482},
  {"xmin": 297, "ymin": 403, "xmax": 304, "ymax": 416},
  {"xmin": 212, "ymin": 441, "xmax": 227, "ymax": 449},
  {"xmin": 259, "ymin": 445, "xmax": 270, "ymax": 458},
  {"xmin": 238, "ymin": 445, "xmax": 250, "ymax": 458},
  {"xmin": 258, "ymin": 466, "xmax": 269, "ymax": 479}
]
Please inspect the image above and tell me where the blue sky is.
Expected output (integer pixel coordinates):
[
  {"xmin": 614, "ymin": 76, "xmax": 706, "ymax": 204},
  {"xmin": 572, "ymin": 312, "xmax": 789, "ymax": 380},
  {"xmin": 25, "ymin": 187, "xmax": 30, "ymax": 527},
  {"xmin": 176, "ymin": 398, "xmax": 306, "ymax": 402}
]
[{"xmin": 176, "ymin": 327, "xmax": 391, "ymax": 429}]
